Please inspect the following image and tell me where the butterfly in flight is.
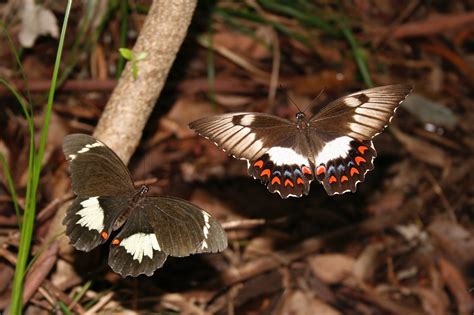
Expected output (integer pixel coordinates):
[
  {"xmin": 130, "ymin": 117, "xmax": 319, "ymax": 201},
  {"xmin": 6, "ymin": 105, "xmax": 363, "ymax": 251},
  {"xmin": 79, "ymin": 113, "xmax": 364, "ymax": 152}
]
[
  {"xmin": 189, "ymin": 85, "xmax": 412, "ymax": 198},
  {"xmin": 62, "ymin": 134, "xmax": 227, "ymax": 277}
]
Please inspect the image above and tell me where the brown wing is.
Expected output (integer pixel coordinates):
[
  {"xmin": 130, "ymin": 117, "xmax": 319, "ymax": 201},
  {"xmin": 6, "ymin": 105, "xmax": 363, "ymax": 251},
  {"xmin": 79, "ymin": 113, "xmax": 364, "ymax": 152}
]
[
  {"xmin": 309, "ymin": 84, "xmax": 412, "ymax": 140},
  {"xmin": 189, "ymin": 112, "xmax": 296, "ymax": 161},
  {"xmin": 63, "ymin": 134, "xmax": 135, "ymax": 197}
]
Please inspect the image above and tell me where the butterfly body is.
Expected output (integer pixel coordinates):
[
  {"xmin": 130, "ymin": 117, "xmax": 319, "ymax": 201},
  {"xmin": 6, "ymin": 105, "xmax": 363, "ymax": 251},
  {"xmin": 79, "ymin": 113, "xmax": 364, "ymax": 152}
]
[
  {"xmin": 63, "ymin": 134, "xmax": 227, "ymax": 277},
  {"xmin": 189, "ymin": 85, "xmax": 412, "ymax": 198}
]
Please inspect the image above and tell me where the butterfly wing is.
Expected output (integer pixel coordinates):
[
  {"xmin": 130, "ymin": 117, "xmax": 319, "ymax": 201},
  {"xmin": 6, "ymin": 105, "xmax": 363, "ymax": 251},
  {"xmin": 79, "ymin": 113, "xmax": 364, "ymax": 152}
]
[
  {"xmin": 63, "ymin": 196, "xmax": 130, "ymax": 251},
  {"xmin": 63, "ymin": 134, "xmax": 135, "ymax": 197},
  {"xmin": 108, "ymin": 197, "xmax": 227, "ymax": 277},
  {"xmin": 189, "ymin": 113, "xmax": 316, "ymax": 198},
  {"xmin": 108, "ymin": 203, "xmax": 168, "ymax": 277},
  {"xmin": 308, "ymin": 84, "xmax": 412, "ymax": 195}
]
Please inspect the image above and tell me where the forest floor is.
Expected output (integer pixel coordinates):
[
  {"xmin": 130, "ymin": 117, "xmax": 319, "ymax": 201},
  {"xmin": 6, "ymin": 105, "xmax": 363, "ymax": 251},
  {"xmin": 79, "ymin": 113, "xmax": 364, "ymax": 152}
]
[{"xmin": 0, "ymin": 1, "xmax": 473, "ymax": 314}]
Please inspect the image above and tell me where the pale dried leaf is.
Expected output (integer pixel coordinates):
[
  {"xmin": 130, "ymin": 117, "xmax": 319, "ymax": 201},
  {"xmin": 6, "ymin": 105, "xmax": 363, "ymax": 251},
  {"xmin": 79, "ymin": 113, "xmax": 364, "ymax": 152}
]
[
  {"xmin": 308, "ymin": 254, "xmax": 355, "ymax": 284},
  {"xmin": 18, "ymin": 0, "xmax": 59, "ymax": 48}
]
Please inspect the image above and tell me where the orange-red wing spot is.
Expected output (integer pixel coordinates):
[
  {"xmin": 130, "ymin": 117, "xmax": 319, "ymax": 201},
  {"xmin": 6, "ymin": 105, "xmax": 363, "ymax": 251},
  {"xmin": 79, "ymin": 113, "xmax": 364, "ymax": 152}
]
[
  {"xmin": 271, "ymin": 177, "xmax": 281, "ymax": 185},
  {"xmin": 316, "ymin": 165, "xmax": 326, "ymax": 175},
  {"xmin": 101, "ymin": 231, "xmax": 108, "ymax": 240},
  {"xmin": 284, "ymin": 179, "xmax": 294, "ymax": 187},
  {"xmin": 341, "ymin": 175, "xmax": 349, "ymax": 183},
  {"xmin": 296, "ymin": 178, "xmax": 305, "ymax": 185},
  {"xmin": 350, "ymin": 167, "xmax": 360, "ymax": 176},
  {"xmin": 355, "ymin": 156, "xmax": 366, "ymax": 165},
  {"xmin": 260, "ymin": 169, "xmax": 271, "ymax": 177},
  {"xmin": 302, "ymin": 166, "xmax": 312, "ymax": 175},
  {"xmin": 111, "ymin": 239, "xmax": 121, "ymax": 245},
  {"xmin": 329, "ymin": 176, "xmax": 337, "ymax": 184},
  {"xmin": 254, "ymin": 160, "xmax": 264, "ymax": 168},
  {"xmin": 358, "ymin": 145, "xmax": 368, "ymax": 154}
]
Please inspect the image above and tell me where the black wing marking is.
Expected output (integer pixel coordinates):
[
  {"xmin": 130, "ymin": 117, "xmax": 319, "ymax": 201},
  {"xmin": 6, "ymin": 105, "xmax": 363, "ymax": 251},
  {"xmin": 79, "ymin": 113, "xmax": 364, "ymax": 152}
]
[
  {"xmin": 63, "ymin": 196, "xmax": 130, "ymax": 252},
  {"xmin": 189, "ymin": 112, "xmax": 296, "ymax": 161},
  {"xmin": 309, "ymin": 84, "xmax": 412, "ymax": 140},
  {"xmin": 63, "ymin": 134, "xmax": 135, "ymax": 197}
]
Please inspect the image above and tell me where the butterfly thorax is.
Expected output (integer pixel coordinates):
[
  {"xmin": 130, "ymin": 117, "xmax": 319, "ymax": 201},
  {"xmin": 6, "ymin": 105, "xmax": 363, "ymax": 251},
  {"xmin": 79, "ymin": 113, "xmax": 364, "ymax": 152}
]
[
  {"xmin": 296, "ymin": 112, "xmax": 308, "ymax": 130},
  {"xmin": 112, "ymin": 185, "xmax": 149, "ymax": 230}
]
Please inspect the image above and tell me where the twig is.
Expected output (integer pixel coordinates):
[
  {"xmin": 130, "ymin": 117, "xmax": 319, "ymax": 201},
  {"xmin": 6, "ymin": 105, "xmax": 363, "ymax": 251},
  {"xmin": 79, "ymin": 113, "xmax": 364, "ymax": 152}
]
[
  {"xmin": 221, "ymin": 218, "xmax": 266, "ymax": 230},
  {"xmin": 84, "ymin": 292, "xmax": 114, "ymax": 315}
]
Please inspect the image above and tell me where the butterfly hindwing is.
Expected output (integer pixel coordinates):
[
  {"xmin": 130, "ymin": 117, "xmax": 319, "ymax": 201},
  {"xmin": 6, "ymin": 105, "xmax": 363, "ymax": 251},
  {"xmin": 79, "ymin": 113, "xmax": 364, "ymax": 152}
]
[
  {"xmin": 108, "ymin": 205, "xmax": 168, "ymax": 277},
  {"xmin": 313, "ymin": 139, "xmax": 376, "ymax": 195},
  {"xmin": 248, "ymin": 147, "xmax": 315, "ymax": 198},
  {"xmin": 63, "ymin": 134, "xmax": 135, "ymax": 197},
  {"xmin": 63, "ymin": 195, "xmax": 130, "ymax": 252}
]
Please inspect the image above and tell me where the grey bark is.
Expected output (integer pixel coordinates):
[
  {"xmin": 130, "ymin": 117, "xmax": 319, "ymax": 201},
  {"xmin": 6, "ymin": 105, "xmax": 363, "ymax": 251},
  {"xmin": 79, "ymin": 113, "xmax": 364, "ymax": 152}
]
[{"xmin": 94, "ymin": 0, "xmax": 198, "ymax": 163}]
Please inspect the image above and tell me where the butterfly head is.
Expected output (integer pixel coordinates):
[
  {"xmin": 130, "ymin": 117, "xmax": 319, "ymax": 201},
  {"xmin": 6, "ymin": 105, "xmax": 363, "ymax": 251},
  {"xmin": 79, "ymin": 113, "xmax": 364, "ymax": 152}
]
[{"xmin": 296, "ymin": 112, "xmax": 309, "ymax": 129}]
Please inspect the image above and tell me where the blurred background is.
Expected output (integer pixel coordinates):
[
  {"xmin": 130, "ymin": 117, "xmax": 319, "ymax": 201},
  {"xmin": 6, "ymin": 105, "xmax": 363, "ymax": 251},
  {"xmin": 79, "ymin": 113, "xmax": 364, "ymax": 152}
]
[{"xmin": 0, "ymin": 1, "xmax": 473, "ymax": 314}]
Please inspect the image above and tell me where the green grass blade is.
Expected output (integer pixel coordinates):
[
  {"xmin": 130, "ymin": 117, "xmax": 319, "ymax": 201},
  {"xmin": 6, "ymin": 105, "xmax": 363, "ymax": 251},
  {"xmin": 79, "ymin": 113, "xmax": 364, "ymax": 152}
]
[
  {"xmin": 0, "ymin": 79, "xmax": 36, "ymax": 225},
  {"xmin": 341, "ymin": 25, "xmax": 373, "ymax": 87},
  {"xmin": 0, "ymin": 153, "xmax": 21, "ymax": 226},
  {"xmin": 116, "ymin": 0, "xmax": 129, "ymax": 78},
  {"xmin": 9, "ymin": 1, "xmax": 73, "ymax": 313},
  {"xmin": 206, "ymin": 30, "xmax": 217, "ymax": 109},
  {"xmin": 0, "ymin": 21, "xmax": 34, "ymax": 110},
  {"xmin": 58, "ymin": 301, "xmax": 73, "ymax": 315},
  {"xmin": 70, "ymin": 280, "xmax": 92, "ymax": 308},
  {"xmin": 258, "ymin": 0, "xmax": 337, "ymax": 35}
]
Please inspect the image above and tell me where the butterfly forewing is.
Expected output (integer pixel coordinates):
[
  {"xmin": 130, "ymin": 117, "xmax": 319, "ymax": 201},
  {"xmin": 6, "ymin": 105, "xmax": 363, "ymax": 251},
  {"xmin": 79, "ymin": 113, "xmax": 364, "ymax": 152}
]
[
  {"xmin": 309, "ymin": 84, "xmax": 412, "ymax": 140},
  {"xmin": 63, "ymin": 134, "xmax": 135, "ymax": 196},
  {"xmin": 145, "ymin": 197, "xmax": 228, "ymax": 256},
  {"xmin": 189, "ymin": 112, "xmax": 295, "ymax": 161}
]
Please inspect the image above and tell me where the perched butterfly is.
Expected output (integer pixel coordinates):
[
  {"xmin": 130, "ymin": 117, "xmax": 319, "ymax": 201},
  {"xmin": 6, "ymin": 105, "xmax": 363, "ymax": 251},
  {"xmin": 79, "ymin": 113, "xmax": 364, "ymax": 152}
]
[
  {"xmin": 189, "ymin": 85, "xmax": 412, "ymax": 198},
  {"xmin": 62, "ymin": 134, "xmax": 227, "ymax": 277}
]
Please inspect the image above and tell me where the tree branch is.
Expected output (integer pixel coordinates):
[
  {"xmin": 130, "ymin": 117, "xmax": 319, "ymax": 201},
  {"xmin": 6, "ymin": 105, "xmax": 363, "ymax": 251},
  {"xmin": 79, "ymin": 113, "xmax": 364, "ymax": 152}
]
[{"xmin": 94, "ymin": 0, "xmax": 197, "ymax": 163}]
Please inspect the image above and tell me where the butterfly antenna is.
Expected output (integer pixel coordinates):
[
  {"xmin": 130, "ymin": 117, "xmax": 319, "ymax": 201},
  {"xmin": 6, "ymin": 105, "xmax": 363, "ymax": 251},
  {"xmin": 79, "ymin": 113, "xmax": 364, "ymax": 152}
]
[
  {"xmin": 303, "ymin": 86, "xmax": 326, "ymax": 113},
  {"xmin": 278, "ymin": 84, "xmax": 303, "ymax": 112}
]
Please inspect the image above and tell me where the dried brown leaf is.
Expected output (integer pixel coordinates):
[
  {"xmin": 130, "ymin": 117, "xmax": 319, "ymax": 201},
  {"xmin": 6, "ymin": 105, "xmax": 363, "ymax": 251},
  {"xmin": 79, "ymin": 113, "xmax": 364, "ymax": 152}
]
[{"xmin": 308, "ymin": 254, "xmax": 355, "ymax": 285}]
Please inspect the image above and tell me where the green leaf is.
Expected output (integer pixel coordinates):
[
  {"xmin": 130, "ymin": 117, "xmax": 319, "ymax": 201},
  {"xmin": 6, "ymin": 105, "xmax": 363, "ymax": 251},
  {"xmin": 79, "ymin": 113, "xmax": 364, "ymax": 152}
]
[{"xmin": 119, "ymin": 47, "xmax": 133, "ymax": 60}]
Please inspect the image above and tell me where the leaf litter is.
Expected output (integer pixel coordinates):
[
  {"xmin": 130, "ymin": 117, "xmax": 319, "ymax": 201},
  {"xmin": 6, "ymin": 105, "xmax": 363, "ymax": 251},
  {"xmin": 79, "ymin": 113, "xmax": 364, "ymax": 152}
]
[{"xmin": 0, "ymin": 1, "xmax": 473, "ymax": 314}]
